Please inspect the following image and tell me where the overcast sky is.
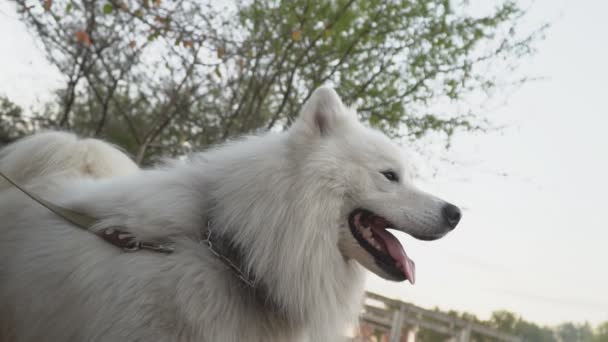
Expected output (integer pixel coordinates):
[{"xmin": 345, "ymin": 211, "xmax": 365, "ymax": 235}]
[
  {"xmin": 367, "ymin": 0, "xmax": 608, "ymax": 326},
  {"xmin": 1, "ymin": 0, "xmax": 606, "ymax": 327}
]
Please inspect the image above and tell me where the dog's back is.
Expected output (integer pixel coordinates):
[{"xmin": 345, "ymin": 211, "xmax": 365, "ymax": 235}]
[{"xmin": 0, "ymin": 132, "xmax": 138, "ymax": 190}]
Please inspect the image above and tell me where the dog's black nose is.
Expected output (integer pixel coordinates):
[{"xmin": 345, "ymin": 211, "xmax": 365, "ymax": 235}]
[{"xmin": 442, "ymin": 203, "xmax": 461, "ymax": 229}]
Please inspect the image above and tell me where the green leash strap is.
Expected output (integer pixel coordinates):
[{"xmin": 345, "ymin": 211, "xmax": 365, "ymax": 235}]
[{"xmin": 0, "ymin": 171, "xmax": 97, "ymax": 229}]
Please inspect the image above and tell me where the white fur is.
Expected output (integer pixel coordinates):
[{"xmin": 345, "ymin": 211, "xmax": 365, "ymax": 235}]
[
  {"xmin": 0, "ymin": 131, "xmax": 138, "ymax": 192},
  {"xmin": 0, "ymin": 88, "xmax": 456, "ymax": 341}
]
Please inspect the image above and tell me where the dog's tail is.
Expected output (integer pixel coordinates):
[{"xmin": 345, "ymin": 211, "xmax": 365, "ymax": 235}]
[{"xmin": 0, "ymin": 131, "xmax": 139, "ymax": 191}]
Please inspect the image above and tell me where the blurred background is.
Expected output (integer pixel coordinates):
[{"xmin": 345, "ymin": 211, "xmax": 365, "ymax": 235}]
[{"xmin": 0, "ymin": 0, "xmax": 606, "ymax": 340}]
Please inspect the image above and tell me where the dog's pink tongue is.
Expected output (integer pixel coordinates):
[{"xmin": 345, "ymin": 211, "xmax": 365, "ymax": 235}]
[{"xmin": 372, "ymin": 227, "xmax": 416, "ymax": 284}]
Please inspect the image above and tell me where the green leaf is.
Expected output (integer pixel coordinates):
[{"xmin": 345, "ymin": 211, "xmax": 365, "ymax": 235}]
[
  {"xmin": 103, "ymin": 3, "xmax": 113, "ymax": 14},
  {"xmin": 65, "ymin": 2, "xmax": 73, "ymax": 13}
]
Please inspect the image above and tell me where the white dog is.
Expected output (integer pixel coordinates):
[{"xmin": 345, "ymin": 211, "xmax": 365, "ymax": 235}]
[{"xmin": 0, "ymin": 87, "xmax": 461, "ymax": 341}]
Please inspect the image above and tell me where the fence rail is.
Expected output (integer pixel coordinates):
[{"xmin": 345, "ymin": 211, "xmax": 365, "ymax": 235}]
[{"xmin": 355, "ymin": 292, "xmax": 521, "ymax": 342}]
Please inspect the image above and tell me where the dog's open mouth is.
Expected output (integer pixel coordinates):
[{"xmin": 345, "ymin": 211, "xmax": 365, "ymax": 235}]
[{"xmin": 348, "ymin": 209, "xmax": 415, "ymax": 284}]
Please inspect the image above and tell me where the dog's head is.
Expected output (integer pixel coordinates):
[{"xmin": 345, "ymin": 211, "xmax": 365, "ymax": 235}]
[{"xmin": 289, "ymin": 87, "xmax": 461, "ymax": 284}]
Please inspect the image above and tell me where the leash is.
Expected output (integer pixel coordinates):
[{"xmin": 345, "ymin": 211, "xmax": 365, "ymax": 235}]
[
  {"xmin": 0, "ymin": 171, "xmax": 174, "ymax": 254},
  {"xmin": 0, "ymin": 171, "xmax": 255, "ymax": 287}
]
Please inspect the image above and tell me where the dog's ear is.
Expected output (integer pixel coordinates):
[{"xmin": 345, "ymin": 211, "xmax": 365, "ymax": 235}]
[{"xmin": 294, "ymin": 87, "xmax": 352, "ymax": 137}]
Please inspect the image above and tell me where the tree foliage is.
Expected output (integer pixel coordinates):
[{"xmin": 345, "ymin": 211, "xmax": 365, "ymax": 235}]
[
  {"xmin": 595, "ymin": 322, "xmax": 608, "ymax": 342},
  {"xmin": 10, "ymin": 0, "xmax": 545, "ymax": 164},
  {"xmin": 0, "ymin": 96, "xmax": 29, "ymax": 146},
  {"xmin": 415, "ymin": 308, "xmax": 608, "ymax": 342},
  {"xmin": 489, "ymin": 310, "xmax": 555, "ymax": 342}
]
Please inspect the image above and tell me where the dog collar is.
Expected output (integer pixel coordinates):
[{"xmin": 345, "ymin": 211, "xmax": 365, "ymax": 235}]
[{"xmin": 201, "ymin": 222, "xmax": 255, "ymax": 288}]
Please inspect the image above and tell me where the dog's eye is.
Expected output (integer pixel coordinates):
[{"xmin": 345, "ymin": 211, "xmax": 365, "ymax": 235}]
[{"xmin": 381, "ymin": 170, "xmax": 399, "ymax": 183}]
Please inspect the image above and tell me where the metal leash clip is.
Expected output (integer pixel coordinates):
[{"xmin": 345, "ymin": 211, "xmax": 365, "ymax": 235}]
[{"xmin": 136, "ymin": 241, "xmax": 175, "ymax": 254}]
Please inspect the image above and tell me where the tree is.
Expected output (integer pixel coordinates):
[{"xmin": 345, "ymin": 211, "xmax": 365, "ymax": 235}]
[
  {"xmin": 489, "ymin": 310, "xmax": 556, "ymax": 342},
  {"xmin": 416, "ymin": 309, "xmax": 607, "ymax": 342},
  {"xmin": 556, "ymin": 322, "xmax": 594, "ymax": 342},
  {"xmin": 0, "ymin": 96, "xmax": 29, "ymax": 146},
  {"xmin": 10, "ymin": 0, "xmax": 546, "ymax": 163},
  {"xmin": 594, "ymin": 322, "xmax": 608, "ymax": 342}
]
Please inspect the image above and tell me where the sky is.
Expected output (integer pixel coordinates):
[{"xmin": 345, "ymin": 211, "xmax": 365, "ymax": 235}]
[
  {"xmin": 366, "ymin": 0, "xmax": 608, "ymax": 326},
  {"xmin": 0, "ymin": 0, "xmax": 606, "ymax": 327}
]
